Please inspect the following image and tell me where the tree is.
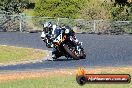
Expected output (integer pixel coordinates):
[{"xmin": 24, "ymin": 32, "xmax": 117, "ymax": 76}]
[
  {"xmin": 80, "ymin": 0, "xmax": 112, "ymax": 20},
  {"xmin": 0, "ymin": 0, "xmax": 29, "ymax": 15},
  {"xmin": 80, "ymin": 0, "xmax": 132, "ymax": 21},
  {"xmin": 34, "ymin": 0, "xmax": 85, "ymax": 18},
  {"xmin": 111, "ymin": 4, "xmax": 132, "ymax": 20}
]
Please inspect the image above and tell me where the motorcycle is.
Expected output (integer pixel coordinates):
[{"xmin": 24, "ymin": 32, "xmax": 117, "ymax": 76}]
[{"xmin": 51, "ymin": 27, "xmax": 86, "ymax": 60}]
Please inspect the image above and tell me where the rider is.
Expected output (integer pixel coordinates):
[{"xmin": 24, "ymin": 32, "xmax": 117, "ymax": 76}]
[
  {"xmin": 41, "ymin": 22, "xmax": 81, "ymax": 59},
  {"xmin": 41, "ymin": 22, "xmax": 56, "ymax": 48}
]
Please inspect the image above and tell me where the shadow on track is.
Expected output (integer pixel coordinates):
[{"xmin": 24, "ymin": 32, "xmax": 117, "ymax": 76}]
[{"xmin": 45, "ymin": 58, "xmax": 79, "ymax": 61}]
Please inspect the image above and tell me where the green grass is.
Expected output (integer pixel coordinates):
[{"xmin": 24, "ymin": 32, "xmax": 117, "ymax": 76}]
[
  {"xmin": 0, "ymin": 74, "xmax": 131, "ymax": 88},
  {"xmin": 0, "ymin": 45, "xmax": 46, "ymax": 64}
]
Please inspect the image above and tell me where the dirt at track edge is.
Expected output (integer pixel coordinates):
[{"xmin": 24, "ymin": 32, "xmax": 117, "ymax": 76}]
[{"xmin": 0, "ymin": 67, "xmax": 132, "ymax": 83}]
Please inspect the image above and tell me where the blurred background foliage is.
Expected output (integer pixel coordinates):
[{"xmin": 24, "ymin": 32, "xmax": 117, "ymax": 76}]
[
  {"xmin": 34, "ymin": 0, "xmax": 85, "ymax": 18},
  {"xmin": 80, "ymin": 0, "xmax": 132, "ymax": 21},
  {"xmin": 0, "ymin": 0, "xmax": 131, "ymax": 20},
  {"xmin": 0, "ymin": 0, "xmax": 29, "ymax": 14}
]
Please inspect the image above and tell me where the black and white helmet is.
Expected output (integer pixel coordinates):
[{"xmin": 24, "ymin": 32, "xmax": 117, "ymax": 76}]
[
  {"xmin": 43, "ymin": 22, "xmax": 52, "ymax": 28},
  {"xmin": 43, "ymin": 22, "xmax": 53, "ymax": 33},
  {"xmin": 64, "ymin": 26, "xmax": 71, "ymax": 34}
]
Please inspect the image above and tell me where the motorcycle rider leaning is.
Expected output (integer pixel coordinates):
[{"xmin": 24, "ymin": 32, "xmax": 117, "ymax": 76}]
[{"xmin": 41, "ymin": 22, "xmax": 81, "ymax": 59}]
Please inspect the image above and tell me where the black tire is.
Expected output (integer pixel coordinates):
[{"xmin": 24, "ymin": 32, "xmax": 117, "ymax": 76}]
[{"xmin": 63, "ymin": 45, "xmax": 79, "ymax": 60}]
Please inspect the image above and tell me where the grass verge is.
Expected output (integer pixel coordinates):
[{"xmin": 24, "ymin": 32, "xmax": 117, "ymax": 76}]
[
  {"xmin": 0, "ymin": 45, "xmax": 47, "ymax": 65},
  {"xmin": 0, "ymin": 67, "xmax": 131, "ymax": 88}
]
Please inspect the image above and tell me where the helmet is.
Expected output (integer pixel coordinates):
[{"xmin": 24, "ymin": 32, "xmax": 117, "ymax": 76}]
[
  {"xmin": 43, "ymin": 22, "xmax": 52, "ymax": 28},
  {"xmin": 64, "ymin": 26, "xmax": 72, "ymax": 34},
  {"xmin": 43, "ymin": 22, "xmax": 53, "ymax": 33},
  {"xmin": 65, "ymin": 28, "xmax": 70, "ymax": 34}
]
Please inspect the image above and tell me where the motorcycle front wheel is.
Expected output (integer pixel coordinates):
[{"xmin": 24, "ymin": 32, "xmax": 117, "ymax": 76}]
[{"xmin": 63, "ymin": 44, "xmax": 79, "ymax": 60}]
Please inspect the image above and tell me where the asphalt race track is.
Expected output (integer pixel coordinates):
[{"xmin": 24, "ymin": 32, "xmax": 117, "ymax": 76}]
[{"xmin": 0, "ymin": 32, "xmax": 132, "ymax": 71}]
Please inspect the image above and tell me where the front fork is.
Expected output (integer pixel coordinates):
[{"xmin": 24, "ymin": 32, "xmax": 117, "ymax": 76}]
[
  {"xmin": 76, "ymin": 45, "xmax": 81, "ymax": 55},
  {"xmin": 69, "ymin": 36, "xmax": 82, "ymax": 54}
]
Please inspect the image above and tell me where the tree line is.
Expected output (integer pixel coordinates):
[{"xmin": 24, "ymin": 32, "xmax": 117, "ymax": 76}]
[
  {"xmin": 0, "ymin": 0, "xmax": 131, "ymax": 20},
  {"xmin": 34, "ymin": 0, "xmax": 132, "ymax": 20}
]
